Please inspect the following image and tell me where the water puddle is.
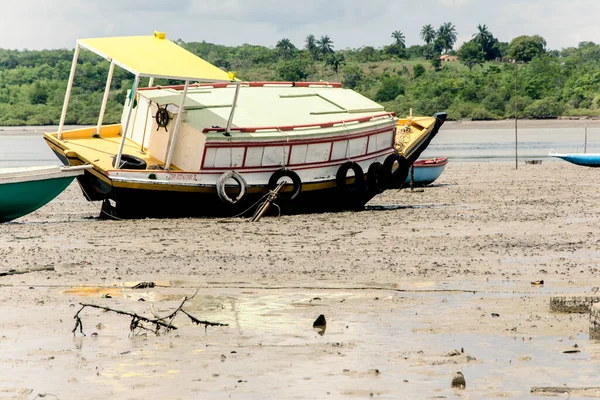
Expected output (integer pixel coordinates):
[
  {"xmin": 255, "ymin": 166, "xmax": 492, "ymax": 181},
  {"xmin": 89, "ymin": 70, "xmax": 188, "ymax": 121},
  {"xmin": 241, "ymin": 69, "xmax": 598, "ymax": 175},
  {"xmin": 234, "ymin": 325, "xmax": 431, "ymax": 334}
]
[{"xmin": 1, "ymin": 281, "xmax": 598, "ymax": 398}]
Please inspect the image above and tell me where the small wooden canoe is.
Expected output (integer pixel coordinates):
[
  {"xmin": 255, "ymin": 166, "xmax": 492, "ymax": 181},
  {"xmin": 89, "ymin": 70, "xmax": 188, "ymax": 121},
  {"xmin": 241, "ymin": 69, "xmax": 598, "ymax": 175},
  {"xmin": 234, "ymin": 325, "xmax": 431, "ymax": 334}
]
[
  {"xmin": 0, "ymin": 165, "xmax": 88, "ymax": 222},
  {"xmin": 404, "ymin": 157, "xmax": 448, "ymax": 186}
]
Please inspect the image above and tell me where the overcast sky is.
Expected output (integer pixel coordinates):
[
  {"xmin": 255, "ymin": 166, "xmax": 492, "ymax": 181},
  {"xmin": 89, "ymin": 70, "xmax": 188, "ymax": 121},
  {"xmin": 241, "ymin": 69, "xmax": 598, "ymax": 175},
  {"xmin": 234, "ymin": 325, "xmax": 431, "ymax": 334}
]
[{"xmin": 2, "ymin": 0, "xmax": 599, "ymax": 51}]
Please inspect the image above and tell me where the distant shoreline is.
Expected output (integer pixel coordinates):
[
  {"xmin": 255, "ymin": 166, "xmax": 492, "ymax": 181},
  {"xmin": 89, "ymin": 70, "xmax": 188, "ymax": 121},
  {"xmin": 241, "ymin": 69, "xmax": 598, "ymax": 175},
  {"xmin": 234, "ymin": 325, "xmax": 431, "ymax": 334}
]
[
  {"xmin": 0, "ymin": 125, "xmax": 88, "ymax": 135},
  {"xmin": 2, "ymin": 119, "xmax": 600, "ymax": 135},
  {"xmin": 443, "ymin": 118, "xmax": 600, "ymax": 130}
]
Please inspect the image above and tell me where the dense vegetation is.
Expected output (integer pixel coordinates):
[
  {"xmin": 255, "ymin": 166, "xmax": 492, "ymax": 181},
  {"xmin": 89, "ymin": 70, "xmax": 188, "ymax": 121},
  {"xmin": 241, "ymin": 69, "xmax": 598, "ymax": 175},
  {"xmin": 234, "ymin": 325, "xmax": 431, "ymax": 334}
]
[{"xmin": 1, "ymin": 24, "xmax": 600, "ymax": 126}]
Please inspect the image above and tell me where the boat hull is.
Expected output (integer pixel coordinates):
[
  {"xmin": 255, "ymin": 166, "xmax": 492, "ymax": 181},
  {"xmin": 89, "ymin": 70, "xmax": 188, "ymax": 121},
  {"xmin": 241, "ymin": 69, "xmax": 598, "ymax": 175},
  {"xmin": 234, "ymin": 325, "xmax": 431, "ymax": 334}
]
[
  {"xmin": 98, "ymin": 183, "xmax": 376, "ymax": 218},
  {"xmin": 404, "ymin": 158, "xmax": 448, "ymax": 186},
  {"xmin": 550, "ymin": 153, "xmax": 600, "ymax": 167},
  {"xmin": 0, "ymin": 167, "xmax": 80, "ymax": 222},
  {"xmin": 46, "ymin": 147, "xmax": 386, "ymax": 218},
  {"xmin": 44, "ymin": 108, "xmax": 446, "ymax": 218}
]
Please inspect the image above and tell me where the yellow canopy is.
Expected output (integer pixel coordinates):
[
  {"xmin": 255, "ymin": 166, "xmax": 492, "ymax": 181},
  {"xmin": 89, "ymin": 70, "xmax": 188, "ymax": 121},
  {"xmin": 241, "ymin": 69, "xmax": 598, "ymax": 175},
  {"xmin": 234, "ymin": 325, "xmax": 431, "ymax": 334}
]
[{"xmin": 77, "ymin": 33, "xmax": 232, "ymax": 82}]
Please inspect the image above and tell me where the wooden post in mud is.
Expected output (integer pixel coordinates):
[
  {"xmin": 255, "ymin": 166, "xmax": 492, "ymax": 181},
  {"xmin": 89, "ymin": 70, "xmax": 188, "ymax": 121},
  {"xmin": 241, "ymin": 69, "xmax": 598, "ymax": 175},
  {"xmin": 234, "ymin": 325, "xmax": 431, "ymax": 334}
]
[{"xmin": 514, "ymin": 61, "xmax": 518, "ymax": 170}]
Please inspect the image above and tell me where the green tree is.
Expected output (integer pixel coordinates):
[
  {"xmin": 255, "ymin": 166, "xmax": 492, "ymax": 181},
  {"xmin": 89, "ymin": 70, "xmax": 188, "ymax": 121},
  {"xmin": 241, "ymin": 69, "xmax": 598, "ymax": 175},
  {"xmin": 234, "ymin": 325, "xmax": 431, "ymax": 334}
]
[
  {"xmin": 375, "ymin": 76, "xmax": 405, "ymax": 102},
  {"xmin": 422, "ymin": 43, "xmax": 441, "ymax": 60},
  {"xmin": 326, "ymin": 53, "xmax": 346, "ymax": 81},
  {"xmin": 277, "ymin": 56, "xmax": 315, "ymax": 81},
  {"xmin": 457, "ymin": 41, "xmax": 485, "ymax": 71},
  {"xmin": 420, "ymin": 24, "xmax": 436, "ymax": 44},
  {"xmin": 275, "ymin": 38, "xmax": 296, "ymax": 60},
  {"xmin": 472, "ymin": 25, "xmax": 492, "ymax": 48},
  {"xmin": 405, "ymin": 45, "xmax": 425, "ymax": 59},
  {"xmin": 304, "ymin": 34, "xmax": 319, "ymax": 58},
  {"xmin": 383, "ymin": 44, "xmax": 405, "ymax": 58},
  {"xmin": 342, "ymin": 64, "xmax": 363, "ymax": 89},
  {"xmin": 471, "ymin": 24, "xmax": 501, "ymax": 60},
  {"xmin": 413, "ymin": 64, "xmax": 426, "ymax": 79},
  {"xmin": 316, "ymin": 35, "xmax": 335, "ymax": 57},
  {"xmin": 29, "ymin": 82, "xmax": 49, "ymax": 105},
  {"xmin": 437, "ymin": 22, "xmax": 457, "ymax": 53},
  {"xmin": 492, "ymin": 41, "xmax": 509, "ymax": 61},
  {"xmin": 507, "ymin": 35, "xmax": 547, "ymax": 62},
  {"xmin": 391, "ymin": 30, "xmax": 406, "ymax": 47},
  {"xmin": 524, "ymin": 97, "xmax": 563, "ymax": 118},
  {"xmin": 357, "ymin": 46, "xmax": 378, "ymax": 62}
]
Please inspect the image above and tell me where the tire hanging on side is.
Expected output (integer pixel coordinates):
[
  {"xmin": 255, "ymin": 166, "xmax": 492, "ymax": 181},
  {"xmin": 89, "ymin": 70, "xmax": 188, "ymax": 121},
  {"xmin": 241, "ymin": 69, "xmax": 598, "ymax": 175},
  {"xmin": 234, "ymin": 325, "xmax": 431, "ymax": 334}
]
[
  {"xmin": 268, "ymin": 168, "xmax": 302, "ymax": 201},
  {"xmin": 216, "ymin": 170, "xmax": 247, "ymax": 205},
  {"xmin": 383, "ymin": 153, "xmax": 410, "ymax": 189},
  {"xmin": 367, "ymin": 161, "xmax": 386, "ymax": 194},
  {"xmin": 336, "ymin": 161, "xmax": 365, "ymax": 193}
]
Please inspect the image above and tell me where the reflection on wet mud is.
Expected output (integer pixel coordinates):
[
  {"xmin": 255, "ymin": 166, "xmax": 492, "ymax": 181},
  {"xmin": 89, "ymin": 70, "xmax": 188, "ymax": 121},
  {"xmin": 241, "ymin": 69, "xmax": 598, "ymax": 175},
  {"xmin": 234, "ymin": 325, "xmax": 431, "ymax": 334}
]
[{"xmin": 2, "ymin": 281, "xmax": 594, "ymax": 398}]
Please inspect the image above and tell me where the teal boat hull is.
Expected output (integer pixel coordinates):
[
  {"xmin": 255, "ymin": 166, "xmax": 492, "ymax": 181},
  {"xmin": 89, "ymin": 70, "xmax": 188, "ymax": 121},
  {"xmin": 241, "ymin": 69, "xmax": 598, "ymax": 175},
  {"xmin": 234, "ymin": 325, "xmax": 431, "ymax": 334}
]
[
  {"xmin": 0, "ymin": 176, "xmax": 76, "ymax": 222},
  {"xmin": 0, "ymin": 166, "xmax": 86, "ymax": 222}
]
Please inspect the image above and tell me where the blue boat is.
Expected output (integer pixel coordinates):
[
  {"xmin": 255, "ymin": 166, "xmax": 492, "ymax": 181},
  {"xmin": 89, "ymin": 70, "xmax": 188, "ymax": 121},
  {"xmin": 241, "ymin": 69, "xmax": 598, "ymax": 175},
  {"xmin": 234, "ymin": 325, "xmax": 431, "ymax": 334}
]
[
  {"xmin": 549, "ymin": 152, "xmax": 600, "ymax": 167},
  {"xmin": 404, "ymin": 157, "xmax": 448, "ymax": 186}
]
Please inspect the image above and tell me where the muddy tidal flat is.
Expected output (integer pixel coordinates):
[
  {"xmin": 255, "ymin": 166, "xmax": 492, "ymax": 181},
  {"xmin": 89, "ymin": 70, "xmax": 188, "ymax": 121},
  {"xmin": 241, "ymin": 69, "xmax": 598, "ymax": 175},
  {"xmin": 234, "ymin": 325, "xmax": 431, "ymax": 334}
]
[{"xmin": 1, "ymin": 161, "xmax": 600, "ymax": 399}]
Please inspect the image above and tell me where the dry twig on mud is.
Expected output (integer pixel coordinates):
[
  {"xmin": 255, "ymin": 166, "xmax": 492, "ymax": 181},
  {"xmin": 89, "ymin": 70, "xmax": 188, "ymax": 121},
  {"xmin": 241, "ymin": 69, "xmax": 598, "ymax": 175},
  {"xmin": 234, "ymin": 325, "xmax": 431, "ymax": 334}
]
[
  {"xmin": 72, "ymin": 290, "xmax": 228, "ymax": 336},
  {"xmin": 0, "ymin": 265, "xmax": 55, "ymax": 276}
]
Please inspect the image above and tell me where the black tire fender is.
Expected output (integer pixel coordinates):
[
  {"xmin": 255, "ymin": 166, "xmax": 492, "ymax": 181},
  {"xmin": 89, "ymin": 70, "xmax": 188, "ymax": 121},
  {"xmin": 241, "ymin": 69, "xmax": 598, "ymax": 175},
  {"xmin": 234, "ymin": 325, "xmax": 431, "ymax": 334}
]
[
  {"xmin": 336, "ymin": 161, "xmax": 365, "ymax": 193},
  {"xmin": 383, "ymin": 153, "xmax": 410, "ymax": 188},
  {"xmin": 216, "ymin": 170, "xmax": 247, "ymax": 205},
  {"xmin": 367, "ymin": 162, "xmax": 386, "ymax": 194},
  {"xmin": 112, "ymin": 154, "xmax": 147, "ymax": 170},
  {"xmin": 268, "ymin": 168, "xmax": 302, "ymax": 201}
]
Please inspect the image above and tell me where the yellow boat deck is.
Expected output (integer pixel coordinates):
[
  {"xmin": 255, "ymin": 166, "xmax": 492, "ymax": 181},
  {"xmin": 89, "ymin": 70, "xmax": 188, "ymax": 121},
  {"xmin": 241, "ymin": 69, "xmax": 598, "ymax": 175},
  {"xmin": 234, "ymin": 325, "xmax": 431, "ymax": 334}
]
[
  {"xmin": 44, "ymin": 125, "xmax": 180, "ymax": 172},
  {"xmin": 395, "ymin": 116, "xmax": 437, "ymax": 159}
]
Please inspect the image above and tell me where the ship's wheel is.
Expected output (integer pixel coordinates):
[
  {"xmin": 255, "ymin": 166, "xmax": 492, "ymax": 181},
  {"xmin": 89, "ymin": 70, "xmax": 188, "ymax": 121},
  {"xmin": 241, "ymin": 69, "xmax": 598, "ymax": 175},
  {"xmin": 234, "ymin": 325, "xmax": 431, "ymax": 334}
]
[{"xmin": 154, "ymin": 106, "xmax": 170, "ymax": 131}]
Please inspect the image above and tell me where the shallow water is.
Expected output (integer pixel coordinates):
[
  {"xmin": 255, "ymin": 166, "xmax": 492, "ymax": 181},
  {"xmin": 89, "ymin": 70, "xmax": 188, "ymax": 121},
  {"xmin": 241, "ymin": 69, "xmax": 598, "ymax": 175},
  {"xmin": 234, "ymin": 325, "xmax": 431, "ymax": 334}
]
[
  {"xmin": 421, "ymin": 126, "xmax": 600, "ymax": 161},
  {"xmin": 0, "ymin": 131, "xmax": 58, "ymax": 168}
]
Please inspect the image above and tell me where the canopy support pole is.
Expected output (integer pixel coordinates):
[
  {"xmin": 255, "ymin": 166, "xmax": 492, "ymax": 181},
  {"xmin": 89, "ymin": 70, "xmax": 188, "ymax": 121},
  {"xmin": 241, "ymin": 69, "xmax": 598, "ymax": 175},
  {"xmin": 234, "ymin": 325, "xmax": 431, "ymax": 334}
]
[
  {"xmin": 96, "ymin": 60, "xmax": 115, "ymax": 135},
  {"xmin": 165, "ymin": 80, "xmax": 190, "ymax": 170},
  {"xmin": 225, "ymin": 82, "xmax": 241, "ymax": 135},
  {"xmin": 58, "ymin": 44, "xmax": 80, "ymax": 139},
  {"xmin": 114, "ymin": 75, "xmax": 140, "ymax": 169},
  {"xmin": 148, "ymin": 77, "xmax": 155, "ymax": 87}
]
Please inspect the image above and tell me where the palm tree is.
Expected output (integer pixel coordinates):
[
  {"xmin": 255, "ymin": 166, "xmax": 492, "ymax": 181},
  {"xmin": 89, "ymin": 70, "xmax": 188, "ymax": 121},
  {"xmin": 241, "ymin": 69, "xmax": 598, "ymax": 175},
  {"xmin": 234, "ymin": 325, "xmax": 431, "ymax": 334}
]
[
  {"xmin": 326, "ymin": 53, "xmax": 345, "ymax": 81},
  {"xmin": 437, "ymin": 22, "xmax": 457, "ymax": 53},
  {"xmin": 391, "ymin": 30, "xmax": 406, "ymax": 48},
  {"xmin": 472, "ymin": 24, "xmax": 492, "ymax": 46},
  {"xmin": 420, "ymin": 24, "xmax": 436, "ymax": 45},
  {"xmin": 472, "ymin": 24, "xmax": 496, "ymax": 60},
  {"xmin": 305, "ymin": 34, "xmax": 318, "ymax": 58},
  {"xmin": 276, "ymin": 38, "xmax": 296, "ymax": 60},
  {"xmin": 316, "ymin": 35, "xmax": 334, "ymax": 57}
]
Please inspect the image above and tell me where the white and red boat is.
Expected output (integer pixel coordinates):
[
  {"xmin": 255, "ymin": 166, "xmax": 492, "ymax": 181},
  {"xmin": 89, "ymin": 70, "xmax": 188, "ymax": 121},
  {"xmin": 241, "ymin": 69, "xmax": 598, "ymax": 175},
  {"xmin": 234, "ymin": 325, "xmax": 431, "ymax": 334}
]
[{"xmin": 44, "ymin": 32, "xmax": 446, "ymax": 218}]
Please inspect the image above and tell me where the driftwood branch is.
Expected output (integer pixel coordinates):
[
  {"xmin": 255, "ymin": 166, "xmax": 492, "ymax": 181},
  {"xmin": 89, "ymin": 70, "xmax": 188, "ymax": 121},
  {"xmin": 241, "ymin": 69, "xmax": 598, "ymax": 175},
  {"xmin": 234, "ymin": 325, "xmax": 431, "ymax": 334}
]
[
  {"xmin": 0, "ymin": 265, "xmax": 54, "ymax": 277},
  {"xmin": 72, "ymin": 290, "xmax": 228, "ymax": 336}
]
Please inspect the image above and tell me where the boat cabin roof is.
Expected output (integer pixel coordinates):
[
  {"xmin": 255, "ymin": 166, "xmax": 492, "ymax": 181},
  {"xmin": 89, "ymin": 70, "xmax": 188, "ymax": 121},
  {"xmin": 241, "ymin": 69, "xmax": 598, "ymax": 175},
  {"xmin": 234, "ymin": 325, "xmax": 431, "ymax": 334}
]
[
  {"xmin": 137, "ymin": 84, "xmax": 386, "ymax": 132},
  {"xmin": 78, "ymin": 33, "xmax": 232, "ymax": 82}
]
